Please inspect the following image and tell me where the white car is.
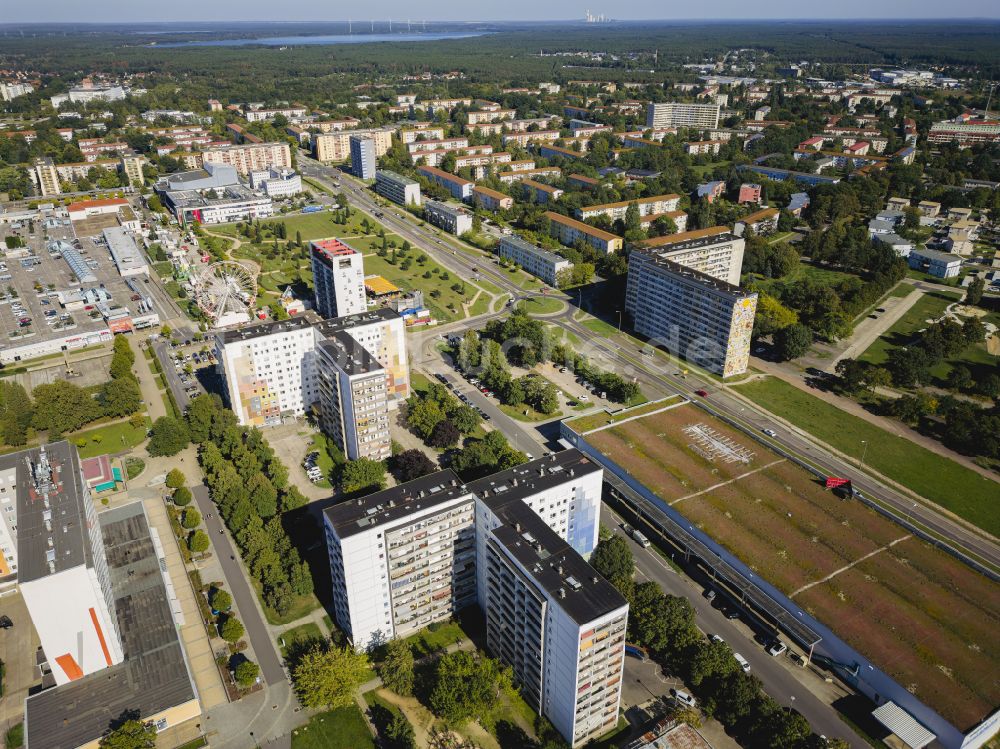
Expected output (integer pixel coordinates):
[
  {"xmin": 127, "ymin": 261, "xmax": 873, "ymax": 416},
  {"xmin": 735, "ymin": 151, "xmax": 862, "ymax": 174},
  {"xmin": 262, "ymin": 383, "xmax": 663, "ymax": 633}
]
[
  {"xmin": 671, "ymin": 689, "xmax": 698, "ymax": 709},
  {"xmin": 762, "ymin": 428, "xmax": 777, "ymax": 437},
  {"xmin": 734, "ymin": 653, "xmax": 751, "ymax": 673}
]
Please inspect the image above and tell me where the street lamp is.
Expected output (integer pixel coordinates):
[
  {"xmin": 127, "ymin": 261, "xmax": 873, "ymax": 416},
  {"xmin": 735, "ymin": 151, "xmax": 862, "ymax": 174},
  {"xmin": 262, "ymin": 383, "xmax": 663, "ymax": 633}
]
[{"xmin": 859, "ymin": 440, "xmax": 869, "ymax": 470}]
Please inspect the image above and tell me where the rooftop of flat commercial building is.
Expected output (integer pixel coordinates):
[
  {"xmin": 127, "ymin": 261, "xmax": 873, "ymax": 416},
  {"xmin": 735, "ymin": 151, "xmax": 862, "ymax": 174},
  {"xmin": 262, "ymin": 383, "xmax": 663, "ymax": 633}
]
[
  {"xmin": 467, "ymin": 449, "xmax": 601, "ymax": 514},
  {"xmin": 324, "ymin": 469, "xmax": 472, "ymax": 539},
  {"xmin": 7, "ymin": 441, "xmax": 92, "ymax": 584},
  {"xmin": 489, "ymin": 500, "xmax": 626, "ymax": 626},
  {"xmin": 25, "ymin": 502, "xmax": 197, "ymax": 749},
  {"xmin": 219, "ymin": 306, "xmax": 399, "ymax": 345}
]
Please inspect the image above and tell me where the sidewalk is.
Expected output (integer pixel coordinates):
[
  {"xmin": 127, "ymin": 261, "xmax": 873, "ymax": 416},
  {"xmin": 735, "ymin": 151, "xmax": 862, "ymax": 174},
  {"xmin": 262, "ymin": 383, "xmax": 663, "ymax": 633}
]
[{"xmin": 134, "ymin": 337, "xmax": 168, "ymax": 421}]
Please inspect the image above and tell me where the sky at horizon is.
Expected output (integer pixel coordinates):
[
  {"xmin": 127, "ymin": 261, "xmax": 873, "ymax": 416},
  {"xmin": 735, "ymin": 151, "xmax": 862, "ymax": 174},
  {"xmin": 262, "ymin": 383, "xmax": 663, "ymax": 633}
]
[{"xmin": 2, "ymin": 0, "xmax": 998, "ymax": 24}]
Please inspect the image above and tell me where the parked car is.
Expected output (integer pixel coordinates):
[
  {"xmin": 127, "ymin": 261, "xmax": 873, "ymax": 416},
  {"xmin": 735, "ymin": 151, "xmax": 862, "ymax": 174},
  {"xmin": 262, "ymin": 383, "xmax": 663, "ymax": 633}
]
[
  {"xmin": 631, "ymin": 530, "xmax": 650, "ymax": 548},
  {"xmin": 734, "ymin": 653, "xmax": 751, "ymax": 673},
  {"xmin": 766, "ymin": 639, "xmax": 787, "ymax": 657},
  {"xmin": 671, "ymin": 689, "xmax": 698, "ymax": 709}
]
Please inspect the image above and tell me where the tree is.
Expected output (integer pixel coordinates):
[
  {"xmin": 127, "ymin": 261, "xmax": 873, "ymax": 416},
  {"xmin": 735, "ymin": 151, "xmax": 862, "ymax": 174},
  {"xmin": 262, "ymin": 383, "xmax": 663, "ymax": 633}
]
[
  {"xmin": 752, "ymin": 292, "xmax": 798, "ymax": 338},
  {"xmin": 31, "ymin": 380, "xmax": 100, "ymax": 435},
  {"xmin": 172, "ymin": 486, "xmax": 193, "ymax": 506},
  {"xmin": 234, "ymin": 660, "xmax": 260, "ymax": 687},
  {"xmin": 965, "ymin": 276, "xmax": 985, "ymax": 307},
  {"xmin": 379, "ymin": 639, "xmax": 415, "ymax": 696},
  {"xmin": 449, "ymin": 405, "xmax": 481, "ymax": 435},
  {"xmin": 405, "ymin": 397, "xmax": 445, "ymax": 440},
  {"xmin": 0, "ymin": 381, "xmax": 33, "ymax": 446},
  {"xmin": 688, "ymin": 639, "xmax": 739, "ymax": 686},
  {"xmin": 384, "ymin": 712, "xmax": 417, "ymax": 749},
  {"xmin": 185, "ymin": 393, "xmax": 220, "ymax": 443},
  {"xmin": 188, "ymin": 530, "xmax": 210, "ymax": 554},
  {"xmin": 590, "ymin": 535, "xmax": 634, "ymax": 584},
  {"xmin": 340, "ymin": 458, "xmax": 388, "ymax": 495},
  {"xmin": 219, "ymin": 614, "xmax": 245, "ymax": 643},
  {"xmin": 428, "ymin": 419, "xmax": 461, "ymax": 448},
  {"xmin": 210, "ymin": 588, "xmax": 232, "ymax": 612},
  {"xmin": 946, "ymin": 364, "xmax": 973, "ymax": 392},
  {"xmin": 181, "ymin": 508, "xmax": 201, "ymax": 529},
  {"xmin": 429, "ymin": 651, "xmax": 513, "ymax": 724},
  {"xmin": 99, "ymin": 377, "xmax": 142, "ymax": 418},
  {"xmin": 292, "ymin": 645, "xmax": 371, "ymax": 709},
  {"xmin": 147, "ymin": 416, "xmax": 190, "ymax": 456},
  {"xmin": 165, "ymin": 468, "xmax": 186, "ymax": 489},
  {"xmin": 99, "ymin": 719, "xmax": 156, "ymax": 749},
  {"xmin": 773, "ymin": 324, "xmax": 812, "ymax": 361},
  {"xmin": 393, "ymin": 449, "xmax": 437, "ymax": 482}
]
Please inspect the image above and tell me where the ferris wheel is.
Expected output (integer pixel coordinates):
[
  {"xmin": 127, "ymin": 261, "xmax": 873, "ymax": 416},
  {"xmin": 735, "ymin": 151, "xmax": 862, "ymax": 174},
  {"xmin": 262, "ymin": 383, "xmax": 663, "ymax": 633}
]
[{"xmin": 193, "ymin": 261, "xmax": 258, "ymax": 326}]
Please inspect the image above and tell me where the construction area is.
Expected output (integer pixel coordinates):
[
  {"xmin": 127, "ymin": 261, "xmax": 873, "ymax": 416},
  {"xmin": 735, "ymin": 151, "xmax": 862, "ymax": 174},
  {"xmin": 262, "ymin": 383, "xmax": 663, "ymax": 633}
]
[{"xmin": 571, "ymin": 401, "xmax": 1000, "ymax": 733}]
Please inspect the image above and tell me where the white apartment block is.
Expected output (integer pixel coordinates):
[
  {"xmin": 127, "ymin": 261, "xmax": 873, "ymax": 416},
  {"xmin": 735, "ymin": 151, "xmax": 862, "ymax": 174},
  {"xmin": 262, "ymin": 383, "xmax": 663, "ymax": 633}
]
[
  {"xmin": 310, "ymin": 239, "xmax": 367, "ymax": 319},
  {"xmin": 424, "ymin": 200, "xmax": 474, "ymax": 235},
  {"xmin": 216, "ymin": 308, "xmax": 409, "ymax": 450},
  {"xmin": 546, "ymin": 211, "xmax": 623, "ymax": 255},
  {"xmin": 417, "ymin": 165, "xmax": 474, "ymax": 201},
  {"xmin": 634, "ymin": 227, "xmax": 745, "ymax": 286},
  {"xmin": 502, "ymin": 130, "xmax": 561, "ymax": 148},
  {"xmin": 626, "ymin": 243, "xmax": 757, "ymax": 377},
  {"xmin": 498, "ymin": 235, "xmax": 573, "ymax": 287},
  {"xmin": 313, "ymin": 128, "xmax": 394, "ymax": 162},
  {"xmin": 646, "ymin": 102, "xmax": 721, "ymax": 130},
  {"xmin": 201, "ymin": 142, "xmax": 292, "ymax": 176},
  {"xmin": 375, "ymin": 170, "xmax": 422, "ymax": 207},
  {"xmin": 244, "ymin": 106, "xmax": 308, "ymax": 122},
  {"xmin": 483, "ymin": 502, "xmax": 627, "ymax": 747},
  {"xmin": 33, "ymin": 157, "xmax": 61, "ymax": 197},
  {"xmin": 467, "ymin": 109, "xmax": 516, "ymax": 124},
  {"xmin": 399, "ymin": 126, "xmax": 445, "ymax": 144},
  {"xmin": 407, "ymin": 137, "xmax": 469, "ymax": 155},
  {"xmin": 576, "ymin": 194, "xmax": 681, "ymax": 222},
  {"xmin": 497, "ymin": 167, "xmax": 561, "ymax": 184},
  {"xmin": 323, "ymin": 449, "xmax": 605, "ymax": 649},
  {"xmin": 249, "ymin": 168, "xmax": 302, "ymax": 198},
  {"xmin": 0, "ymin": 81, "xmax": 34, "ymax": 100}
]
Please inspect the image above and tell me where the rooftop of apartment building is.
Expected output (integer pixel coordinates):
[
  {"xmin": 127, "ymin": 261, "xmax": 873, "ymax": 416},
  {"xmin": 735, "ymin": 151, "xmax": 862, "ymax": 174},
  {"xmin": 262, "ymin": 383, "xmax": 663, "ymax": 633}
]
[
  {"xmin": 630, "ymin": 251, "xmax": 752, "ymax": 297},
  {"xmin": 544, "ymin": 211, "xmax": 619, "ymax": 241},
  {"xmin": 317, "ymin": 329, "xmax": 384, "ymax": 377},
  {"xmin": 377, "ymin": 169, "xmax": 418, "ymax": 185},
  {"xmin": 500, "ymin": 234, "xmax": 569, "ymax": 265},
  {"xmin": 635, "ymin": 226, "xmax": 733, "ymax": 250},
  {"xmin": 323, "ymin": 469, "xmax": 472, "ymax": 539},
  {"xmin": 581, "ymin": 194, "xmax": 681, "ymax": 212},
  {"xmin": 490, "ymin": 499, "xmax": 625, "ymax": 626},
  {"xmin": 25, "ymin": 501, "xmax": 197, "ymax": 749},
  {"xmin": 312, "ymin": 238, "xmax": 358, "ymax": 259},
  {"xmin": 219, "ymin": 307, "xmax": 400, "ymax": 345},
  {"xmin": 467, "ymin": 449, "xmax": 601, "ymax": 515},
  {"xmin": 8, "ymin": 441, "xmax": 92, "ymax": 583}
]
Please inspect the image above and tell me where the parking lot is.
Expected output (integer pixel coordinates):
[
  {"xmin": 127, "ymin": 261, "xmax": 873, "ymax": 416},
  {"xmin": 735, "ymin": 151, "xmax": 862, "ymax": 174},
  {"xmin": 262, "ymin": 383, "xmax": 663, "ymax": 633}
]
[
  {"xmin": 154, "ymin": 334, "xmax": 217, "ymax": 410},
  {"xmin": 0, "ymin": 206, "xmax": 162, "ymax": 363}
]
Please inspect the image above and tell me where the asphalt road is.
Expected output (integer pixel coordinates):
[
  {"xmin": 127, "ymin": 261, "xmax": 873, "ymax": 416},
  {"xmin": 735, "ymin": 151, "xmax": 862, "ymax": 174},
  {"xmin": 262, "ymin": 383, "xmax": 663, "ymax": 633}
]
[
  {"xmin": 602, "ymin": 505, "xmax": 867, "ymax": 748},
  {"xmin": 191, "ymin": 484, "xmax": 286, "ymax": 686},
  {"xmin": 301, "ymin": 157, "xmax": 999, "ymax": 572}
]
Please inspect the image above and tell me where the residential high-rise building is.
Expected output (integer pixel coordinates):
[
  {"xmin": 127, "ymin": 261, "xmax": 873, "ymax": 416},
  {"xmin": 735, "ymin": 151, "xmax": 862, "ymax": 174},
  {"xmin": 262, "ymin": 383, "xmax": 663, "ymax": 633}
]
[
  {"xmin": 625, "ymin": 244, "xmax": 757, "ymax": 377},
  {"xmin": 120, "ymin": 154, "xmax": 146, "ymax": 187},
  {"xmin": 321, "ymin": 449, "xmax": 619, "ymax": 748},
  {"xmin": 350, "ymin": 135, "xmax": 377, "ymax": 180},
  {"xmin": 633, "ymin": 227, "xmax": 745, "ymax": 286},
  {"xmin": 216, "ymin": 309, "xmax": 409, "ymax": 456},
  {"xmin": 310, "ymin": 239, "xmax": 367, "ymax": 319},
  {"xmin": 200, "ymin": 141, "xmax": 292, "ymax": 176},
  {"xmin": 375, "ymin": 170, "xmax": 422, "ymax": 206},
  {"xmin": 313, "ymin": 127, "xmax": 393, "ymax": 163},
  {"xmin": 646, "ymin": 102, "xmax": 721, "ymax": 130},
  {"xmin": 34, "ymin": 157, "xmax": 62, "ymax": 197},
  {"xmin": 483, "ymin": 501, "xmax": 628, "ymax": 747}
]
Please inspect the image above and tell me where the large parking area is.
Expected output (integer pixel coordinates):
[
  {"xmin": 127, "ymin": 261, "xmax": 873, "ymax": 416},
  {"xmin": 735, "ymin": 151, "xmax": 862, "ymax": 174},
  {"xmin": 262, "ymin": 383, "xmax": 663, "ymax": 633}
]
[{"xmin": 0, "ymin": 208, "xmax": 161, "ymax": 363}]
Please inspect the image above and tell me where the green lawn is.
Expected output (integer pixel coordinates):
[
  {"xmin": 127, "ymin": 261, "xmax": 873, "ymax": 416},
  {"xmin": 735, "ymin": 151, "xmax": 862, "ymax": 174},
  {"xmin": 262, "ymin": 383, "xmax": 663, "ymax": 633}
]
[
  {"xmin": 308, "ymin": 432, "xmax": 342, "ymax": 489},
  {"xmin": 469, "ymin": 292, "xmax": 492, "ymax": 317},
  {"xmin": 564, "ymin": 396, "xmax": 682, "ymax": 433},
  {"xmin": 750, "ymin": 260, "xmax": 855, "ymax": 294},
  {"xmin": 402, "ymin": 620, "xmax": 470, "ymax": 658},
  {"xmin": 734, "ymin": 377, "xmax": 1000, "ymax": 535},
  {"xmin": 277, "ymin": 622, "xmax": 324, "ymax": 658},
  {"xmin": 518, "ymin": 296, "xmax": 565, "ymax": 316},
  {"xmin": 211, "ymin": 210, "xmax": 363, "ymax": 242},
  {"xmin": 581, "ymin": 317, "xmax": 621, "ymax": 337},
  {"xmin": 361, "ymin": 250, "xmax": 480, "ymax": 323},
  {"xmin": 499, "ymin": 402, "xmax": 562, "ymax": 422},
  {"xmin": 859, "ymin": 290, "xmax": 963, "ymax": 366},
  {"xmin": 291, "ymin": 705, "xmax": 374, "ymax": 749},
  {"xmin": 68, "ymin": 418, "xmax": 150, "ymax": 459}
]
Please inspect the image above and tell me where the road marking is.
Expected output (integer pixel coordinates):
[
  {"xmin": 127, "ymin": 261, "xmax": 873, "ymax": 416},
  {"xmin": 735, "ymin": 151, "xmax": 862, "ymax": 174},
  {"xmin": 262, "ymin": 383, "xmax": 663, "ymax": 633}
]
[
  {"xmin": 669, "ymin": 459, "xmax": 786, "ymax": 506},
  {"xmin": 789, "ymin": 534, "xmax": 912, "ymax": 598}
]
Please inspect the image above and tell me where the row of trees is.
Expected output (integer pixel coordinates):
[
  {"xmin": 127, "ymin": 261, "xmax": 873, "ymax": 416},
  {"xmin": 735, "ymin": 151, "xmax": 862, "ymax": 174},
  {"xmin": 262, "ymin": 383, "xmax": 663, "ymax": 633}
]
[
  {"xmin": 590, "ymin": 534, "xmax": 841, "ymax": 749},
  {"xmin": 0, "ymin": 335, "xmax": 143, "ymax": 447},
  {"xmin": 189, "ymin": 394, "xmax": 313, "ymax": 617}
]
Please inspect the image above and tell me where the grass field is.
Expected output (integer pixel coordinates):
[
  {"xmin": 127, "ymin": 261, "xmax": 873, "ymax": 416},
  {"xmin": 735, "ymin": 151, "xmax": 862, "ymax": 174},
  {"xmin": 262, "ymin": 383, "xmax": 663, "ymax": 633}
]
[
  {"xmin": 69, "ymin": 418, "xmax": 150, "ymax": 459},
  {"xmin": 859, "ymin": 290, "xmax": 962, "ymax": 366},
  {"xmin": 564, "ymin": 396, "xmax": 682, "ymax": 433},
  {"xmin": 360, "ymin": 248, "xmax": 481, "ymax": 323},
  {"xmin": 581, "ymin": 403, "xmax": 1000, "ymax": 729},
  {"xmin": 733, "ymin": 377, "xmax": 998, "ymax": 535},
  {"xmin": 518, "ymin": 296, "xmax": 565, "ymax": 315},
  {"xmin": 277, "ymin": 622, "xmax": 324, "ymax": 658},
  {"xmin": 291, "ymin": 705, "xmax": 374, "ymax": 749}
]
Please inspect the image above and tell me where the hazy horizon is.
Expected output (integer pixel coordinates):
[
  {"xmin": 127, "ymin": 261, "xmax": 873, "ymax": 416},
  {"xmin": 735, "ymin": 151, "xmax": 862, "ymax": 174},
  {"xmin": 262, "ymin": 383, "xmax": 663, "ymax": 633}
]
[{"xmin": 2, "ymin": 0, "xmax": 998, "ymax": 24}]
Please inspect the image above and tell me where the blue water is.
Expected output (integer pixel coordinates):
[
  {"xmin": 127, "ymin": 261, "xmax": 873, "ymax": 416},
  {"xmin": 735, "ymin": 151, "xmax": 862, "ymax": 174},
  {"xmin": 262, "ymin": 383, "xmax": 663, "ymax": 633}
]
[{"xmin": 150, "ymin": 32, "xmax": 485, "ymax": 48}]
